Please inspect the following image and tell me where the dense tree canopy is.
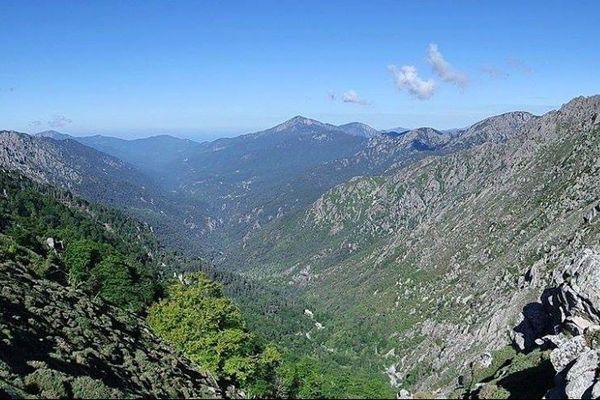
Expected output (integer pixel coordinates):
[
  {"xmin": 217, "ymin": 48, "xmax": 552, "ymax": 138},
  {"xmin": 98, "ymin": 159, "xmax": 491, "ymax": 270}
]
[{"xmin": 147, "ymin": 274, "xmax": 282, "ymax": 397}]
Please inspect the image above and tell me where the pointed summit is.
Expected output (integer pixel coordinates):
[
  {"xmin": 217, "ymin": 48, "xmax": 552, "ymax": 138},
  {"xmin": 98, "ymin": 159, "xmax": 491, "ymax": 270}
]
[{"xmin": 273, "ymin": 115, "xmax": 327, "ymax": 132}]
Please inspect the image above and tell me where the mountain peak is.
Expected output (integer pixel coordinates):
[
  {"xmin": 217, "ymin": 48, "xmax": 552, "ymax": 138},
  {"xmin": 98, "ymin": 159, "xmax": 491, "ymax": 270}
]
[
  {"xmin": 554, "ymin": 95, "xmax": 600, "ymax": 130},
  {"xmin": 35, "ymin": 130, "xmax": 72, "ymax": 140},
  {"xmin": 274, "ymin": 115, "xmax": 326, "ymax": 132}
]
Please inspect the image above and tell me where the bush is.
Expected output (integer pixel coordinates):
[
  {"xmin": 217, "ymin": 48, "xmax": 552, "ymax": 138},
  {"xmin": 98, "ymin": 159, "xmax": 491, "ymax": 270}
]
[
  {"xmin": 479, "ymin": 383, "xmax": 510, "ymax": 399},
  {"xmin": 71, "ymin": 376, "xmax": 115, "ymax": 399},
  {"xmin": 147, "ymin": 273, "xmax": 282, "ymax": 397}
]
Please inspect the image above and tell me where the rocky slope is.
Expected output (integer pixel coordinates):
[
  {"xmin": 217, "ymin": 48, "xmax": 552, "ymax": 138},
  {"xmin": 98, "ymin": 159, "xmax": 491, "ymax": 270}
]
[
  {"xmin": 0, "ymin": 260, "xmax": 223, "ymax": 399},
  {"xmin": 0, "ymin": 131, "xmax": 152, "ymax": 206},
  {"xmin": 467, "ymin": 248, "xmax": 600, "ymax": 399},
  {"xmin": 228, "ymin": 95, "xmax": 600, "ymax": 395}
]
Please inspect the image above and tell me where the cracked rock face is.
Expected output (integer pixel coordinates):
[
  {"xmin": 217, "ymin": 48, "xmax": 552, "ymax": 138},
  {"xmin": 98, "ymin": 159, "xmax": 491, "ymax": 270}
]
[
  {"xmin": 564, "ymin": 349, "xmax": 598, "ymax": 399},
  {"xmin": 550, "ymin": 336, "xmax": 590, "ymax": 373}
]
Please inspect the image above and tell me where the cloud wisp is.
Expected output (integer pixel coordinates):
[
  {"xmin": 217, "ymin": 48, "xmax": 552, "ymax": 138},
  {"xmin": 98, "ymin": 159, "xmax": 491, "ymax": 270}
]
[
  {"xmin": 426, "ymin": 43, "xmax": 468, "ymax": 87},
  {"xmin": 48, "ymin": 114, "xmax": 73, "ymax": 128},
  {"xmin": 328, "ymin": 90, "xmax": 369, "ymax": 105},
  {"xmin": 30, "ymin": 114, "xmax": 73, "ymax": 130},
  {"xmin": 480, "ymin": 65, "xmax": 508, "ymax": 79},
  {"xmin": 479, "ymin": 57, "xmax": 534, "ymax": 80},
  {"xmin": 342, "ymin": 90, "xmax": 369, "ymax": 105},
  {"xmin": 388, "ymin": 43, "xmax": 467, "ymax": 100},
  {"xmin": 388, "ymin": 65, "xmax": 436, "ymax": 100}
]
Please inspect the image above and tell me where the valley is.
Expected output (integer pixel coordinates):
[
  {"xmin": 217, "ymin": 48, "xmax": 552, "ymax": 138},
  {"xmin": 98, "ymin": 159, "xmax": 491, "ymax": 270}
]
[{"xmin": 3, "ymin": 95, "xmax": 600, "ymax": 398}]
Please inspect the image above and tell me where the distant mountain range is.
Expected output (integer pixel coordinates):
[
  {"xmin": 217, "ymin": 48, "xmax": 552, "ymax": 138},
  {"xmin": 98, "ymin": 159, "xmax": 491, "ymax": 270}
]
[
  {"xmin": 27, "ymin": 115, "xmax": 520, "ymax": 248},
  {"xmin": 3, "ymin": 112, "xmax": 537, "ymax": 255}
]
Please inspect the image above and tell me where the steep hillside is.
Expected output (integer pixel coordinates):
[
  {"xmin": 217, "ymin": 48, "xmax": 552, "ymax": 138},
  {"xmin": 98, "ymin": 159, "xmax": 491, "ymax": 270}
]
[
  {"xmin": 0, "ymin": 168, "xmax": 229, "ymax": 398},
  {"xmin": 0, "ymin": 131, "xmax": 154, "ymax": 207},
  {"xmin": 228, "ymin": 96, "xmax": 600, "ymax": 395},
  {"xmin": 0, "ymin": 260, "xmax": 222, "ymax": 399}
]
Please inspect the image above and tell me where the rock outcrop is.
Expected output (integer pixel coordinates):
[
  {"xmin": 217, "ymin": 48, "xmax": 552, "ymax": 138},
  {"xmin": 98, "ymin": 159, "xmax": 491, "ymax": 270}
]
[
  {"xmin": 515, "ymin": 249, "xmax": 600, "ymax": 398},
  {"xmin": 0, "ymin": 260, "xmax": 224, "ymax": 399}
]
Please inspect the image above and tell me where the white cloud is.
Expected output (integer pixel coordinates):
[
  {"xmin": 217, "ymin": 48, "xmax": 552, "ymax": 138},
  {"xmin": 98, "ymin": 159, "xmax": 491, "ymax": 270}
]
[
  {"xmin": 48, "ymin": 114, "xmax": 72, "ymax": 128},
  {"xmin": 388, "ymin": 65, "xmax": 436, "ymax": 100},
  {"xmin": 342, "ymin": 90, "xmax": 368, "ymax": 105},
  {"xmin": 426, "ymin": 43, "xmax": 468, "ymax": 87}
]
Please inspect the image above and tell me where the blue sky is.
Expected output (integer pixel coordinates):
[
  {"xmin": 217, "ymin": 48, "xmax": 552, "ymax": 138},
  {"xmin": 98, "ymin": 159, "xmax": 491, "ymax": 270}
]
[{"xmin": 0, "ymin": 0, "xmax": 599, "ymax": 139}]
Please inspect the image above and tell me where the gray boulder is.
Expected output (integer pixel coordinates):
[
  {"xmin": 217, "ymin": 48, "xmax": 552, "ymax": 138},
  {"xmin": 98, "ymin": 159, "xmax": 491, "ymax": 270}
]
[
  {"xmin": 564, "ymin": 349, "xmax": 598, "ymax": 398},
  {"xmin": 550, "ymin": 336, "xmax": 590, "ymax": 373},
  {"xmin": 551, "ymin": 249, "xmax": 600, "ymax": 334}
]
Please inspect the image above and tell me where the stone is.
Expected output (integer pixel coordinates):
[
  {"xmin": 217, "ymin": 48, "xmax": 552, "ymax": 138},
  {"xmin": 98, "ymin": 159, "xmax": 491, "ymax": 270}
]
[
  {"xmin": 550, "ymin": 336, "xmax": 589, "ymax": 373},
  {"xmin": 565, "ymin": 370, "xmax": 596, "ymax": 399},
  {"xmin": 552, "ymin": 250, "xmax": 600, "ymax": 328},
  {"xmin": 566, "ymin": 349, "xmax": 598, "ymax": 381},
  {"xmin": 475, "ymin": 352, "xmax": 493, "ymax": 369},
  {"xmin": 591, "ymin": 380, "xmax": 600, "ymax": 398},
  {"xmin": 535, "ymin": 333, "xmax": 567, "ymax": 348}
]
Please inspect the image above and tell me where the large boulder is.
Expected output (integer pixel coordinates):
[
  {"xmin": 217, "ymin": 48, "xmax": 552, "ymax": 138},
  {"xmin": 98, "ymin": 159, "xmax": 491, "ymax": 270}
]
[
  {"xmin": 550, "ymin": 249, "xmax": 600, "ymax": 335},
  {"xmin": 564, "ymin": 349, "xmax": 598, "ymax": 399}
]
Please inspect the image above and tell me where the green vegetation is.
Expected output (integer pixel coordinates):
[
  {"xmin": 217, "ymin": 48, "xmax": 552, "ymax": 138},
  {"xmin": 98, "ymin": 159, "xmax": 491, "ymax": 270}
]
[
  {"xmin": 0, "ymin": 169, "xmax": 393, "ymax": 398},
  {"xmin": 147, "ymin": 273, "xmax": 282, "ymax": 398},
  {"xmin": 0, "ymin": 170, "xmax": 161, "ymax": 312},
  {"xmin": 147, "ymin": 273, "xmax": 395, "ymax": 399}
]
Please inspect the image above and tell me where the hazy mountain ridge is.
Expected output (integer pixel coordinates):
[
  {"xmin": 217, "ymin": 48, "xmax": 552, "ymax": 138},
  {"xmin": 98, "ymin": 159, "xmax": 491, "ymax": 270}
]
[{"xmin": 15, "ymin": 110, "xmax": 550, "ymax": 255}]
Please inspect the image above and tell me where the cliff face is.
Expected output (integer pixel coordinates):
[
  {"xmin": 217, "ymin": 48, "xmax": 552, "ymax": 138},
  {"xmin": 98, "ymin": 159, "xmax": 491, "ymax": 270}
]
[{"xmin": 0, "ymin": 260, "xmax": 223, "ymax": 399}]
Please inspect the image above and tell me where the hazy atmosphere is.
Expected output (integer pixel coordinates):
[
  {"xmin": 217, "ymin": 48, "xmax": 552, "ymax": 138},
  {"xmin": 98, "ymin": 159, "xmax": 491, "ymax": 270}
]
[{"xmin": 1, "ymin": 1, "xmax": 599, "ymax": 139}]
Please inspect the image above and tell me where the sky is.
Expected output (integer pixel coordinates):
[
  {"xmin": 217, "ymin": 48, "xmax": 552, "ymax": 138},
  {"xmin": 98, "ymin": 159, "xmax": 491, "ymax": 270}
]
[{"xmin": 1, "ymin": 0, "xmax": 599, "ymax": 140}]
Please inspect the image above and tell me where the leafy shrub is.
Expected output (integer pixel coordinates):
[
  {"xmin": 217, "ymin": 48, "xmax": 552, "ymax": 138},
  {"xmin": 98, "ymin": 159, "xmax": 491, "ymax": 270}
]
[
  {"xmin": 71, "ymin": 376, "xmax": 115, "ymax": 399},
  {"xmin": 147, "ymin": 273, "xmax": 282, "ymax": 397}
]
